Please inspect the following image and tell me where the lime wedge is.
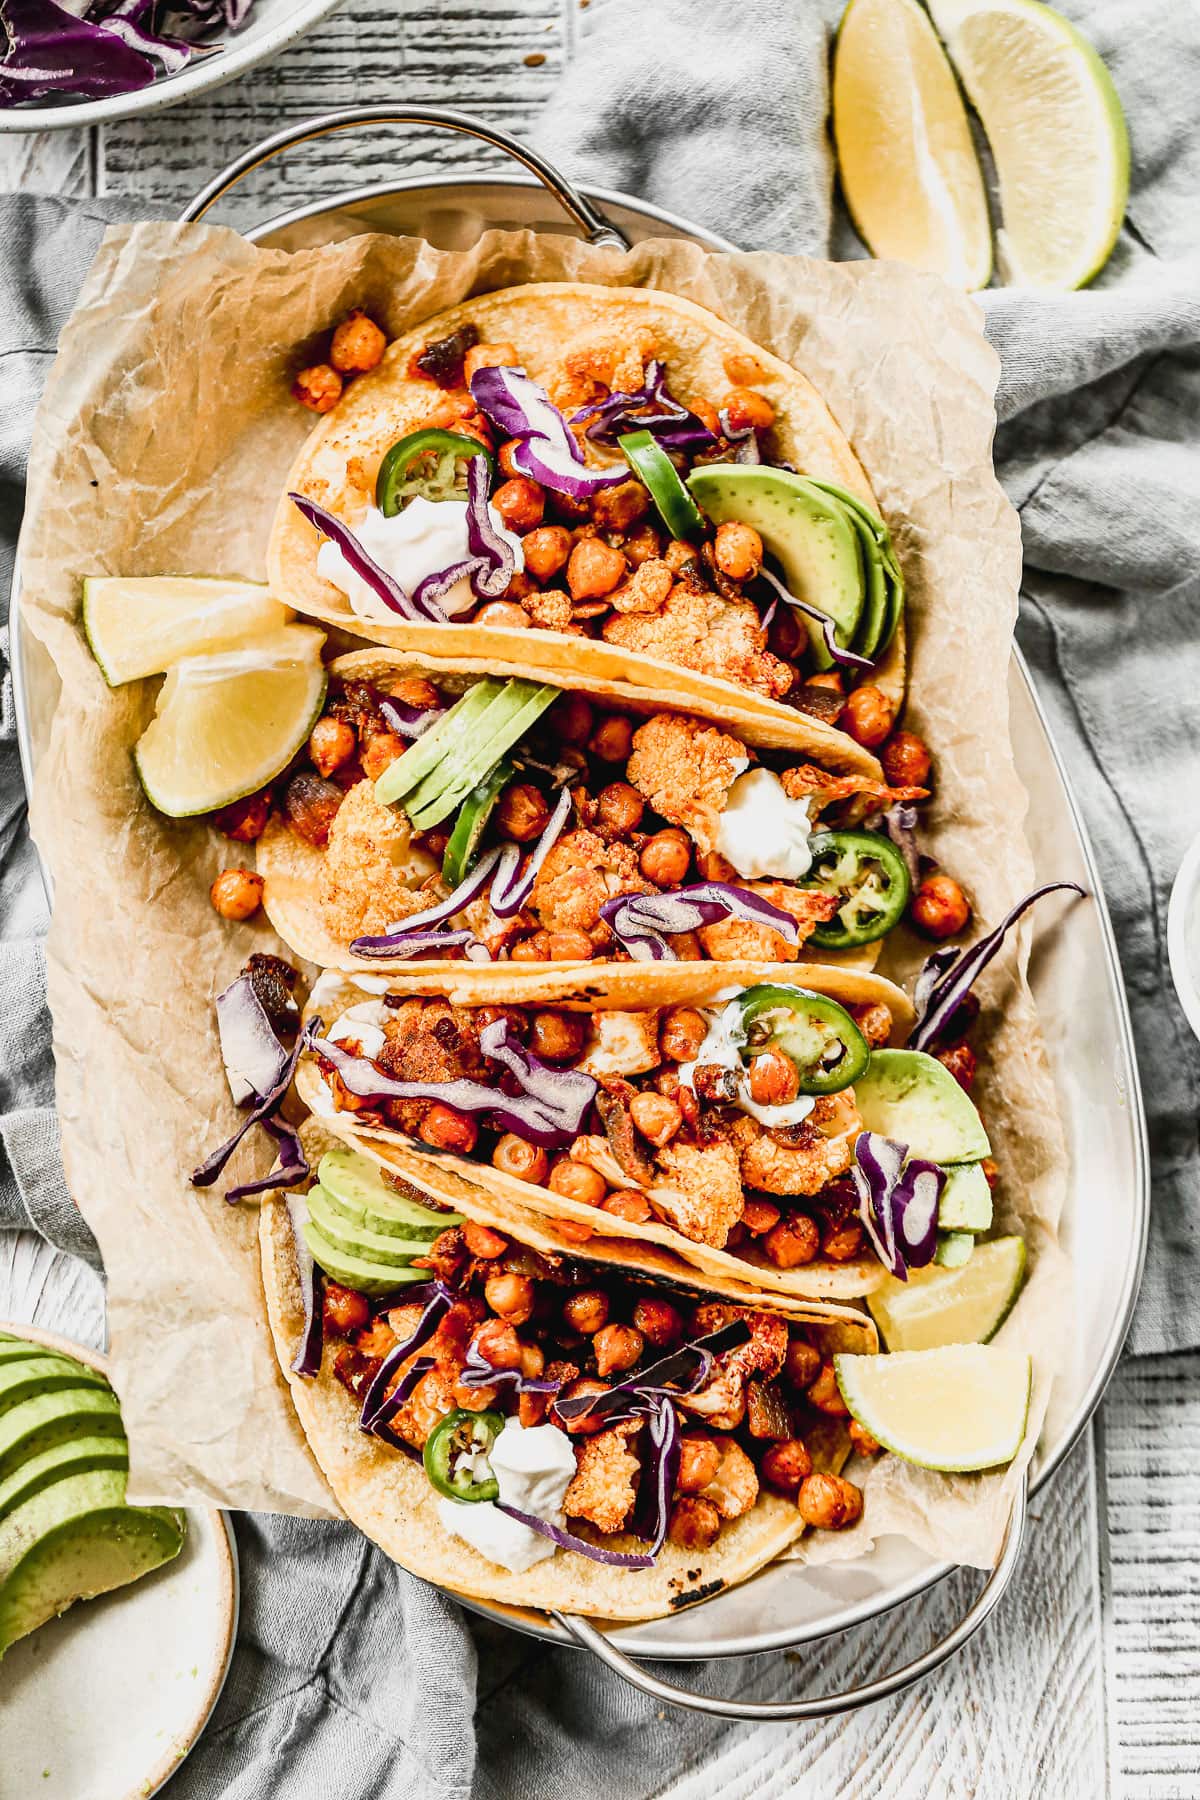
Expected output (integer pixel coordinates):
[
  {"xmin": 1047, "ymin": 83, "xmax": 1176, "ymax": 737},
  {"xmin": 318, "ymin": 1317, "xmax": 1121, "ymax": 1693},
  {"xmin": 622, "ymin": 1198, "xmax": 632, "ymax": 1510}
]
[
  {"xmin": 833, "ymin": 0, "xmax": 992, "ymax": 289},
  {"xmin": 134, "ymin": 626, "xmax": 326, "ymax": 818},
  {"xmin": 835, "ymin": 1342, "xmax": 1031, "ymax": 1470},
  {"xmin": 83, "ymin": 576, "xmax": 291, "ymax": 687},
  {"xmin": 868, "ymin": 1235, "xmax": 1026, "ymax": 1350},
  {"xmin": 928, "ymin": 0, "xmax": 1128, "ymax": 288}
]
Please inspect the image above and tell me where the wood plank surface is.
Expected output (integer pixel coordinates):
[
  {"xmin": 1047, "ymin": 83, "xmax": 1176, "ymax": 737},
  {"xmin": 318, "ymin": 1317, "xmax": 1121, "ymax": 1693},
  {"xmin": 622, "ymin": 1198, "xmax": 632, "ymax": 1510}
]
[{"xmin": 0, "ymin": 1, "xmax": 1195, "ymax": 1794}]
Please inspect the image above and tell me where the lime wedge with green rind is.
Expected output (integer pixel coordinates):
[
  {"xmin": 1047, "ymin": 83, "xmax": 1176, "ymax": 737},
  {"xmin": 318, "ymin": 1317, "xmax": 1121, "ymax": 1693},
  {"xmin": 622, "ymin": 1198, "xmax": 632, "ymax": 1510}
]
[
  {"xmin": 867, "ymin": 1235, "xmax": 1026, "ymax": 1351},
  {"xmin": 835, "ymin": 1341, "xmax": 1031, "ymax": 1470}
]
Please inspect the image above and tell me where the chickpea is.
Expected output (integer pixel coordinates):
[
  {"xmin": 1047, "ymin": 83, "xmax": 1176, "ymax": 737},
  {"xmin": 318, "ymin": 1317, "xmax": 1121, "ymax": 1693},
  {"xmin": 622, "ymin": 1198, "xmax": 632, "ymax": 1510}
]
[
  {"xmin": 562, "ymin": 1288, "xmax": 610, "ymax": 1335},
  {"xmin": 821, "ymin": 1219, "xmax": 865, "ymax": 1261},
  {"xmin": 714, "ymin": 520, "xmax": 764, "ymax": 582},
  {"xmin": 209, "ymin": 867, "xmax": 263, "ymax": 921},
  {"xmin": 629, "ymin": 1090, "xmax": 682, "ymax": 1148},
  {"xmin": 806, "ymin": 1362, "xmax": 849, "ymax": 1416},
  {"xmin": 418, "ymin": 1104, "xmax": 478, "ymax": 1155},
  {"xmin": 472, "ymin": 1317, "xmax": 523, "ymax": 1371},
  {"xmin": 474, "ymin": 601, "xmax": 530, "ymax": 630},
  {"xmin": 555, "ymin": 1376, "xmax": 610, "ymax": 1435},
  {"xmin": 528, "ymin": 1010, "xmax": 587, "ymax": 1064},
  {"xmin": 911, "ymin": 874, "xmax": 972, "ymax": 940},
  {"xmin": 495, "ymin": 782, "xmax": 551, "ymax": 843},
  {"xmin": 546, "ymin": 931, "xmax": 594, "ymax": 961},
  {"xmin": 602, "ymin": 1189, "xmax": 653, "ymax": 1224},
  {"xmin": 329, "ymin": 310, "xmax": 387, "ymax": 375},
  {"xmin": 797, "ymin": 1472, "xmax": 863, "ymax": 1530},
  {"xmin": 762, "ymin": 1213, "xmax": 821, "ymax": 1269},
  {"xmin": 391, "ymin": 677, "xmax": 442, "ymax": 711},
  {"xmin": 839, "ymin": 683, "xmax": 895, "ymax": 749},
  {"xmin": 936, "ymin": 1043, "xmax": 978, "ymax": 1092},
  {"xmin": 520, "ymin": 1343, "xmax": 546, "ymax": 1380},
  {"xmin": 492, "ymin": 476, "xmax": 545, "ymax": 534},
  {"xmin": 548, "ymin": 1160, "xmax": 607, "ymax": 1207},
  {"xmin": 632, "ymin": 1295, "xmax": 683, "ymax": 1348},
  {"xmin": 567, "ymin": 536, "xmax": 627, "ymax": 601},
  {"xmin": 308, "ymin": 715, "xmax": 356, "ymax": 778},
  {"xmin": 497, "ymin": 438, "xmax": 523, "ymax": 478},
  {"xmin": 491, "ymin": 1135, "xmax": 550, "ymax": 1185},
  {"xmin": 463, "ymin": 341, "xmax": 518, "ymax": 382},
  {"xmin": 639, "ymin": 828, "xmax": 691, "ymax": 887},
  {"xmin": 322, "ymin": 1281, "xmax": 370, "ymax": 1337},
  {"xmin": 784, "ymin": 1336, "xmax": 822, "ymax": 1390},
  {"xmin": 592, "ymin": 479, "xmax": 651, "ymax": 532},
  {"xmin": 554, "ymin": 1218, "xmax": 595, "ymax": 1246},
  {"xmin": 522, "ymin": 524, "xmax": 573, "ymax": 584},
  {"xmin": 806, "ymin": 671, "xmax": 845, "ymax": 693},
  {"xmin": 623, "ymin": 523, "xmax": 661, "ymax": 567},
  {"xmin": 696, "ymin": 849, "xmax": 736, "ymax": 882},
  {"xmin": 462, "ymin": 1220, "xmax": 509, "ymax": 1260},
  {"xmin": 484, "ymin": 1271, "xmax": 535, "ymax": 1325},
  {"xmin": 596, "ymin": 782, "xmax": 645, "ymax": 837},
  {"xmin": 676, "ymin": 1435, "xmax": 722, "ymax": 1493},
  {"xmin": 760, "ymin": 1438, "xmax": 813, "ymax": 1492},
  {"xmin": 509, "ymin": 932, "xmax": 546, "ymax": 964},
  {"xmin": 553, "ymin": 693, "xmax": 594, "ymax": 746},
  {"xmin": 588, "ymin": 715, "xmax": 634, "ymax": 763},
  {"xmin": 722, "ymin": 386, "xmax": 775, "ymax": 430},
  {"xmin": 594, "ymin": 1322, "xmax": 644, "ymax": 1376},
  {"xmin": 881, "ymin": 728, "xmax": 932, "ymax": 788},
  {"xmin": 741, "ymin": 1197, "xmax": 781, "ymax": 1236},
  {"xmin": 214, "ymin": 792, "xmax": 271, "ymax": 843},
  {"xmin": 747, "ymin": 1048, "xmax": 800, "ymax": 1108},
  {"xmin": 292, "ymin": 363, "xmax": 342, "ymax": 412},
  {"xmin": 653, "ymin": 1068, "xmax": 681, "ymax": 1098},
  {"xmin": 361, "ymin": 732, "xmax": 406, "ymax": 780},
  {"xmin": 668, "ymin": 1495, "xmax": 722, "ymax": 1551},
  {"xmin": 660, "ymin": 1007, "xmax": 708, "ymax": 1063},
  {"xmin": 848, "ymin": 1420, "xmax": 883, "ymax": 1456},
  {"xmin": 850, "ymin": 1001, "xmax": 893, "ymax": 1048},
  {"xmin": 723, "ymin": 350, "xmax": 769, "ymax": 387}
]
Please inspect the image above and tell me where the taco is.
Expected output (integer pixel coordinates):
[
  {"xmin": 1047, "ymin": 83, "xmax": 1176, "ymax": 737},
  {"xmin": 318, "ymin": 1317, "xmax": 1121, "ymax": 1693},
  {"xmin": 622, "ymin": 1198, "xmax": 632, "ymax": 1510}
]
[
  {"xmin": 269, "ymin": 283, "xmax": 906, "ymax": 746},
  {"xmin": 261, "ymin": 1122, "xmax": 872, "ymax": 1620},
  {"xmin": 255, "ymin": 650, "xmax": 929, "ymax": 989},
  {"xmin": 290, "ymin": 965, "xmax": 990, "ymax": 1305}
]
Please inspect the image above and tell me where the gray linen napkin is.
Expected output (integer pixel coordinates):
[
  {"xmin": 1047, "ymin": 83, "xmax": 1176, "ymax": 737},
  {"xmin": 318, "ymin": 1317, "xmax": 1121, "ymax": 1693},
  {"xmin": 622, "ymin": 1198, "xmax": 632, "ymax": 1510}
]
[{"xmin": 542, "ymin": 0, "xmax": 1200, "ymax": 1359}]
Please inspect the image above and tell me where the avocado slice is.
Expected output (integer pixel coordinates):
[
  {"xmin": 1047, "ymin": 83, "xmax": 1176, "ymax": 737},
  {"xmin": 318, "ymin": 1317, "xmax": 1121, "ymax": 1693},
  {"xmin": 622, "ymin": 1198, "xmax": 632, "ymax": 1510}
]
[
  {"xmin": 302, "ymin": 1219, "xmax": 434, "ymax": 1297},
  {"xmin": 0, "ymin": 1341, "xmax": 97, "ymax": 1369},
  {"xmin": 805, "ymin": 481, "xmax": 905, "ymax": 660},
  {"xmin": 0, "ymin": 1387, "xmax": 123, "ymax": 1484},
  {"xmin": 374, "ymin": 678, "xmax": 506, "ymax": 807},
  {"xmin": 0, "ymin": 1470, "xmax": 184, "ymax": 1658},
  {"xmin": 938, "ymin": 1161, "xmax": 994, "ymax": 1233},
  {"xmin": 934, "ymin": 1231, "xmax": 976, "ymax": 1269},
  {"xmin": 854, "ymin": 1049, "xmax": 991, "ymax": 1163},
  {"xmin": 318, "ymin": 1148, "xmax": 461, "ymax": 1240},
  {"xmin": 0, "ymin": 1356, "xmax": 107, "ymax": 1414},
  {"xmin": 403, "ymin": 684, "xmax": 559, "ymax": 831},
  {"xmin": 0, "ymin": 1434, "xmax": 129, "ymax": 1523},
  {"xmin": 686, "ymin": 464, "xmax": 866, "ymax": 668},
  {"xmin": 306, "ymin": 1186, "xmax": 432, "ymax": 1265},
  {"xmin": 442, "ymin": 756, "xmax": 515, "ymax": 889}
]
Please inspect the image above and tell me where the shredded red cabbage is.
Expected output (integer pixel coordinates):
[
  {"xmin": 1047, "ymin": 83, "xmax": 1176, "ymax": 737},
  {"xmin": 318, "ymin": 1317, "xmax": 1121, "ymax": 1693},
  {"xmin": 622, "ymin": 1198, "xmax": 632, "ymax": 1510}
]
[
  {"xmin": 553, "ymin": 1321, "xmax": 751, "ymax": 1426},
  {"xmin": 851, "ymin": 1131, "xmax": 944, "ymax": 1279},
  {"xmin": 359, "ymin": 1282, "xmax": 455, "ymax": 1436},
  {"xmin": 571, "ymin": 360, "xmax": 719, "ymax": 457},
  {"xmin": 757, "ymin": 568, "xmax": 875, "ymax": 671},
  {"xmin": 464, "ymin": 452, "xmax": 520, "ymax": 599},
  {"xmin": 458, "ymin": 1342, "xmax": 562, "ymax": 1396},
  {"xmin": 379, "ymin": 695, "xmax": 443, "ymax": 741},
  {"xmin": 883, "ymin": 802, "xmax": 921, "ymax": 888},
  {"xmin": 910, "ymin": 882, "xmax": 1086, "ymax": 1052},
  {"xmin": 286, "ymin": 1194, "xmax": 324, "ymax": 1378},
  {"xmin": 0, "ymin": 0, "xmax": 243, "ymax": 104},
  {"xmin": 718, "ymin": 408, "xmax": 761, "ymax": 464},
  {"xmin": 192, "ymin": 1017, "xmax": 320, "ymax": 1200},
  {"xmin": 215, "ymin": 971, "xmax": 288, "ymax": 1107},
  {"xmin": 599, "ymin": 882, "xmax": 799, "ymax": 962},
  {"xmin": 223, "ymin": 1114, "xmax": 310, "ymax": 1204},
  {"xmin": 494, "ymin": 1503, "xmax": 654, "ymax": 1569},
  {"xmin": 488, "ymin": 785, "xmax": 572, "ymax": 917},
  {"xmin": 628, "ymin": 1394, "xmax": 680, "ymax": 1556},
  {"xmin": 469, "ymin": 365, "xmax": 625, "ymax": 499},
  {"xmin": 290, "ymin": 493, "xmax": 447, "ymax": 624}
]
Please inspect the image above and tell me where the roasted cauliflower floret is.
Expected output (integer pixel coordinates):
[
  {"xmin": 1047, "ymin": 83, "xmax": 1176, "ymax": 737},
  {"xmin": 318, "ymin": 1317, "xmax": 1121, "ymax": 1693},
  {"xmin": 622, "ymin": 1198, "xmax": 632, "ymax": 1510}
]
[
  {"xmin": 681, "ymin": 1306, "xmax": 788, "ymax": 1431},
  {"xmin": 697, "ymin": 882, "xmax": 839, "ymax": 962},
  {"xmin": 529, "ymin": 828, "xmax": 652, "ymax": 935},
  {"xmin": 626, "ymin": 713, "xmax": 749, "ymax": 855},
  {"xmin": 699, "ymin": 1435, "xmax": 759, "ymax": 1520},
  {"xmin": 317, "ymin": 781, "xmax": 437, "ymax": 943},
  {"xmin": 780, "ymin": 763, "xmax": 928, "ymax": 822},
  {"xmin": 649, "ymin": 1138, "xmax": 744, "ymax": 1248},
  {"xmin": 564, "ymin": 1421, "xmax": 642, "ymax": 1534},
  {"xmin": 578, "ymin": 1010, "xmax": 662, "ymax": 1078},
  {"xmin": 603, "ymin": 582, "xmax": 791, "ymax": 703},
  {"xmin": 727, "ymin": 1093, "xmax": 860, "ymax": 1197}
]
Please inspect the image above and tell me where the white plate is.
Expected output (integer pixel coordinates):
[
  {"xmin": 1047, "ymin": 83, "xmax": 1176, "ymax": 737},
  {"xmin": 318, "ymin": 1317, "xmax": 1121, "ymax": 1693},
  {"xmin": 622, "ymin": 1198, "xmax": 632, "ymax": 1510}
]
[
  {"xmin": 1168, "ymin": 829, "xmax": 1200, "ymax": 1043},
  {"xmin": 0, "ymin": 1326, "xmax": 238, "ymax": 1800},
  {"xmin": 0, "ymin": 0, "xmax": 343, "ymax": 133}
]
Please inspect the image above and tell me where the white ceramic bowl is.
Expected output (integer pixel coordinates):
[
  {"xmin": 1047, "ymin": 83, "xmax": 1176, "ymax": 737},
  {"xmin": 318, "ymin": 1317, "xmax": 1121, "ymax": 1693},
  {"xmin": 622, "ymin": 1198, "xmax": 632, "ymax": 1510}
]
[
  {"xmin": 1168, "ymin": 829, "xmax": 1200, "ymax": 1043},
  {"xmin": 0, "ymin": 0, "xmax": 343, "ymax": 132}
]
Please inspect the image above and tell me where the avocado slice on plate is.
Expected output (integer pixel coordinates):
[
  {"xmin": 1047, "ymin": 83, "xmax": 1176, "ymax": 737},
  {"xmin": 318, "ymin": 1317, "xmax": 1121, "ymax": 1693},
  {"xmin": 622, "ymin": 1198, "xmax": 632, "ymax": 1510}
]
[
  {"xmin": 854, "ymin": 1049, "xmax": 991, "ymax": 1163},
  {"xmin": 938, "ymin": 1160, "xmax": 993, "ymax": 1233},
  {"xmin": 302, "ymin": 1219, "xmax": 433, "ymax": 1296},
  {"xmin": 687, "ymin": 464, "xmax": 866, "ymax": 668},
  {"xmin": 374, "ymin": 678, "xmax": 506, "ymax": 807},
  {"xmin": 0, "ymin": 1386, "xmax": 123, "ymax": 1483},
  {"xmin": 0, "ymin": 1356, "xmax": 107, "ymax": 1414},
  {"xmin": 306, "ymin": 1187, "xmax": 432, "ymax": 1266},
  {"xmin": 0, "ymin": 1434, "xmax": 130, "ymax": 1523},
  {"xmin": 318, "ymin": 1148, "xmax": 461, "ymax": 1240}
]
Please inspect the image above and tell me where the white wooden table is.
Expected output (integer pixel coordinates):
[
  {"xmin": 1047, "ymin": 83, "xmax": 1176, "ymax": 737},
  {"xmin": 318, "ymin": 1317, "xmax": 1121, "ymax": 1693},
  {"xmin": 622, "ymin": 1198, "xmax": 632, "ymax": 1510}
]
[{"xmin": 1, "ymin": 2, "xmax": 1196, "ymax": 1793}]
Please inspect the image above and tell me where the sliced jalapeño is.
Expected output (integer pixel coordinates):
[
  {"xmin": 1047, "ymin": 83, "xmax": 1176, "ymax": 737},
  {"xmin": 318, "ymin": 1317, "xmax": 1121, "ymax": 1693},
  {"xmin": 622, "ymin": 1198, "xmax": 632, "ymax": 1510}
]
[
  {"xmin": 618, "ymin": 429, "xmax": 703, "ymax": 538},
  {"xmin": 803, "ymin": 830, "xmax": 910, "ymax": 950},
  {"xmin": 733, "ymin": 983, "xmax": 870, "ymax": 1095},
  {"xmin": 376, "ymin": 429, "xmax": 495, "ymax": 516},
  {"xmin": 423, "ymin": 1407, "xmax": 504, "ymax": 1502}
]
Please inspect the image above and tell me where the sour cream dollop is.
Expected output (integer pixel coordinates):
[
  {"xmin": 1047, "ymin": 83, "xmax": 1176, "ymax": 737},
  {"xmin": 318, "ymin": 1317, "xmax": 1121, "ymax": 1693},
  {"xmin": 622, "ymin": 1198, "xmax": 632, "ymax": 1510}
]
[
  {"xmin": 316, "ymin": 497, "xmax": 524, "ymax": 622},
  {"xmin": 715, "ymin": 769, "xmax": 814, "ymax": 882},
  {"xmin": 678, "ymin": 995, "xmax": 816, "ymax": 1130},
  {"xmin": 436, "ymin": 1419, "xmax": 577, "ymax": 1575}
]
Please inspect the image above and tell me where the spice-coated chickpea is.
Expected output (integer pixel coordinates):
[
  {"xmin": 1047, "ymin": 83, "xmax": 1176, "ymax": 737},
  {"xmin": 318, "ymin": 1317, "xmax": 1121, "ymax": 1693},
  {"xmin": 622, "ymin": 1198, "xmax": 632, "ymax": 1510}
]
[
  {"xmin": 562, "ymin": 1288, "xmax": 610, "ymax": 1335},
  {"xmin": 330, "ymin": 310, "xmax": 387, "ymax": 375},
  {"xmin": 821, "ymin": 1220, "xmax": 865, "ymax": 1262},
  {"xmin": 474, "ymin": 601, "xmax": 530, "ymax": 630},
  {"xmin": 593, "ymin": 1322, "xmax": 644, "ymax": 1376},
  {"xmin": 546, "ymin": 931, "xmax": 594, "ymax": 961},
  {"xmin": 567, "ymin": 537, "xmax": 627, "ymax": 601},
  {"xmin": 391, "ymin": 677, "xmax": 441, "ymax": 711},
  {"xmin": 839, "ymin": 684, "xmax": 895, "ymax": 749},
  {"xmin": 495, "ymin": 782, "xmax": 551, "ymax": 843},
  {"xmin": 629, "ymin": 1090, "xmax": 682, "ymax": 1147},
  {"xmin": 322, "ymin": 1282, "xmax": 370, "ymax": 1337},
  {"xmin": 462, "ymin": 1221, "xmax": 509, "ymax": 1259},
  {"xmin": 418, "ymin": 1104, "xmax": 478, "ymax": 1154},
  {"xmin": 491, "ymin": 477, "xmax": 545, "ymax": 534},
  {"xmin": 797, "ymin": 1472, "xmax": 863, "ymax": 1530},
  {"xmin": 639, "ymin": 829, "xmax": 691, "ymax": 887},
  {"xmin": 603, "ymin": 1189, "xmax": 653, "ymax": 1223},
  {"xmin": 209, "ymin": 868, "xmax": 263, "ymax": 921},
  {"xmin": 497, "ymin": 439, "xmax": 523, "ymax": 478},
  {"xmin": 292, "ymin": 364, "xmax": 342, "ymax": 412},
  {"xmin": 214, "ymin": 792, "xmax": 271, "ymax": 843},
  {"xmin": 850, "ymin": 1001, "xmax": 893, "ymax": 1048},
  {"xmin": 522, "ymin": 525, "xmax": 573, "ymax": 583},
  {"xmin": 660, "ymin": 1007, "xmax": 708, "ymax": 1063},
  {"xmin": 881, "ymin": 728, "xmax": 932, "ymax": 788},
  {"xmin": 722, "ymin": 386, "xmax": 775, "ymax": 430},
  {"xmin": 597, "ymin": 782, "xmax": 645, "ymax": 836},
  {"xmin": 528, "ymin": 1010, "xmax": 587, "ymax": 1063},
  {"xmin": 463, "ymin": 341, "xmax": 518, "ymax": 382},
  {"xmin": 548, "ymin": 1160, "xmax": 607, "ymax": 1207},
  {"xmin": 472, "ymin": 1317, "xmax": 523, "ymax": 1371},
  {"xmin": 483, "ymin": 1271, "xmax": 535, "ymax": 1326},
  {"xmin": 491, "ymin": 1135, "xmax": 550, "ymax": 1185},
  {"xmin": 762, "ymin": 1213, "xmax": 821, "ymax": 1269},
  {"xmin": 723, "ymin": 351, "xmax": 769, "ymax": 387},
  {"xmin": 741, "ymin": 1198, "xmax": 781, "ymax": 1236},
  {"xmin": 760, "ymin": 1438, "xmax": 813, "ymax": 1492},
  {"xmin": 676, "ymin": 1435, "xmax": 722, "ymax": 1493},
  {"xmin": 667, "ymin": 1495, "xmax": 722, "ymax": 1551},
  {"xmin": 623, "ymin": 522, "xmax": 661, "ymax": 567},
  {"xmin": 592, "ymin": 480, "xmax": 650, "ymax": 532},
  {"xmin": 747, "ymin": 1048, "xmax": 800, "ymax": 1108},
  {"xmin": 806, "ymin": 1362, "xmax": 849, "ymax": 1416},
  {"xmin": 309, "ymin": 716, "xmax": 357, "ymax": 778},
  {"xmin": 632, "ymin": 1295, "xmax": 683, "ymax": 1348},
  {"xmin": 554, "ymin": 692, "xmax": 594, "ymax": 746},
  {"xmin": 784, "ymin": 1336, "xmax": 822, "ymax": 1390},
  {"xmin": 848, "ymin": 1421, "xmax": 883, "ymax": 1456},
  {"xmin": 664, "ymin": 539, "xmax": 699, "ymax": 573},
  {"xmin": 361, "ymin": 732, "xmax": 406, "ymax": 780},
  {"xmin": 936, "ymin": 1043, "xmax": 977, "ymax": 1092},
  {"xmin": 911, "ymin": 874, "xmax": 971, "ymax": 940},
  {"xmin": 714, "ymin": 520, "xmax": 764, "ymax": 582},
  {"xmin": 588, "ymin": 715, "xmax": 635, "ymax": 763}
]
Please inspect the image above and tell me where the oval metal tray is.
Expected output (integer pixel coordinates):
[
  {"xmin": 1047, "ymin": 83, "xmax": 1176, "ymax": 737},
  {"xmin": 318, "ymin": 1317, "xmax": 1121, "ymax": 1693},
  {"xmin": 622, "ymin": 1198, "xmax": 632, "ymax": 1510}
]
[{"xmin": 9, "ymin": 106, "xmax": 1149, "ymax": 1716}]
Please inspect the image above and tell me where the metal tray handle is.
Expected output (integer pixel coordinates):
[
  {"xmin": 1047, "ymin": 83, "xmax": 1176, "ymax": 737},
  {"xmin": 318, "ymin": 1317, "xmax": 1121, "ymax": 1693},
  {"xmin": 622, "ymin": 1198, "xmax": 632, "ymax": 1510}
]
[
  {"xmin": 179, "ymin": 103, "xmax": 630, "ymax": 248},
  {"xmin": 551, "ymin": 1476, "xmax": 1028, "ymax": 1719}
]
